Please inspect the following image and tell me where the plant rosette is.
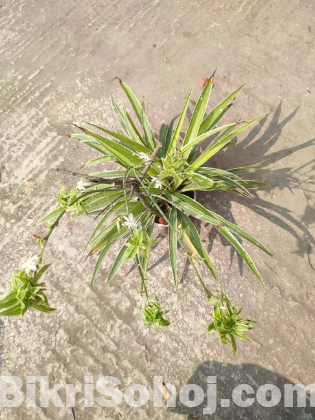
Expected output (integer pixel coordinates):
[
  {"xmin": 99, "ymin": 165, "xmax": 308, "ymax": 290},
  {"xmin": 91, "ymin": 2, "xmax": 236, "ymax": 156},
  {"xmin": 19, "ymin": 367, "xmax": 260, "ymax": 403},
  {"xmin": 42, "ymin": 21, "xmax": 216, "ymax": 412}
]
[{"xmin": 0, "ymin": 72, "xmax": 272, "ymax": 353}]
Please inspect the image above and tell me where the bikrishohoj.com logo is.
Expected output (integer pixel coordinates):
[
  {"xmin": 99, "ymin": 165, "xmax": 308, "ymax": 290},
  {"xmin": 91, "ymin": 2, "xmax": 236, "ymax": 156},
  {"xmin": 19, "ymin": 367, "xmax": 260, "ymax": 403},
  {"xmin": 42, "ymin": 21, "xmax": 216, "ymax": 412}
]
[{"xmin": 1, "ymin": 374, "xmax": 314, "ymax": 415}]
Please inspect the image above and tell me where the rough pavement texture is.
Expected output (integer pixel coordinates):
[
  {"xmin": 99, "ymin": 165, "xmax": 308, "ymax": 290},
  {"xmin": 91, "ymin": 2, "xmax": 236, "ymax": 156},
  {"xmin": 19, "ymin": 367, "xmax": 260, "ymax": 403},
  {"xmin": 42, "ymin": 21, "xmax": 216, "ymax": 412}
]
[{"xmin": 0, "ymin": 0, "xmax": 315, "ymax": 419}]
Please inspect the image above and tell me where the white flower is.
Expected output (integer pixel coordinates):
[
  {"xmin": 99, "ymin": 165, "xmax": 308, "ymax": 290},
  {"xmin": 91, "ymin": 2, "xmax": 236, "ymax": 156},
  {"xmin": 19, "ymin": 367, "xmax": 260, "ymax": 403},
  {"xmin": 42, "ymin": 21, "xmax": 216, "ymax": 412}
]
[
  {"xmin": 137, "ymin": 152, "xmax": 151, "ymax": 162},
  {"xmin": 152, "ymin": 177, "xmax": 162, "ymax": 189},
  {"xmin": 122, "ymin": 214, "xmax": 137, "ymax": 229},
  {"xmin": 76, "ymin": 181, "xmax": 89, "ymax": 192},
  {"xmin": 22, "ymin": 255, "xmax": 39, "ymax": 277}
]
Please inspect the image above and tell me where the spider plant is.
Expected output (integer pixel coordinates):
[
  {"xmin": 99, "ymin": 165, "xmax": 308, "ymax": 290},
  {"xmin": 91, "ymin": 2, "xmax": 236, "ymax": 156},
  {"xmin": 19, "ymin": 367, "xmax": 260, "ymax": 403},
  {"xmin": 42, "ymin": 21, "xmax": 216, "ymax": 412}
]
[
  {"xmin": 0, "ymin": 72, "xmax": 271, "ymax": 352},
  {"xmin": 142, "ymin": 296, "xmax": 170, "ymax": 328},
  {"xmin": 207, "ymin": 293, "xmax": 256, "ymax": 354}
]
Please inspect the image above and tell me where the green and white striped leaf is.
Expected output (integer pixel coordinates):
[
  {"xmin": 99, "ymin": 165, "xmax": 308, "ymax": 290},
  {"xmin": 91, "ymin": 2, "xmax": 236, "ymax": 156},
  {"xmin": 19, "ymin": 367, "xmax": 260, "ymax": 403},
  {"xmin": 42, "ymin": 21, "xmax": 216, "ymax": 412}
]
[
  {"xmin": 111, "ymin": 96, "xmax": 130, "ymax": 133},
  {"xmin": 122, "ymin": 106, "xmax": 144, "ymax": 144},
  {"xmin": 84, "ymin": 155, "xmax": 117, "ymax": 166},
  {"xmin": 198, "ymin": 84, "xmax": 244, "ymax": 134},
  {"xmin": 141, "ymin": 104, "xmax": 156, "ymax": 150},
  {"xmin": 76, "ymin": 126, "xmax": 157, "ymax": 175},
  {"xmin": 183, "ymin": 74, "xmax": 215, "ymax": 146},
  {"xmin": 175, "ymin": 193, "xmax": 271, "ymax": 255},
  {"xmin": 0, "ymin": 295, "xmax": 19, "ymax": 310},
  {"xmin": 71, "ymin": 133, "xmax": 110, "ymax": 156},
  {"xmin": 74, "ymin": 190, "xmax": 124, "ymax": 216},
  {"xmin": 203, "ymin": 104, "xmax": 232, "ymax": 133},
  {"xmin": 86, "ymin": 123, "xmax": 150, "ymax": 153},
  {"xmin": 181, "ymin": 123, "xmax": 237, "ymax": 155},
  {"xmin": 86, "ymin": 201, "xmax": 131, "ymax": 247},
  {"xmin": 164, "ymin": 193, "xmax": 219, "ymax": 225},
  {"xmin": 178, "ymin": 211, "xmax": 217, "ymax": 280},
  {"xmin": 39, "ymin": 208, "xmax": 64, "ymax": 224},
  {"xmin": 180, "ymin": 173, "xmax": 214, "ymax": 192},
  {"xmin": 191, "ymin": 113, "xmax": 268, "ymax": 169},
  {"xmin": 91, "ymin": 202, "xmax": 146, "ymax": 252},
  {"xmin": 107, "ymin": 241, "xmax": 130, "ymax": 283},
  {"xmin": 158, "ymin": 123, "xmax": 169, "ymax": 158},
  {"xmin": 163, "ymin": 115, "xmax": 179, "ymax": 156},
  {"xmin": 126, "ymin": 111, "xmax": 145, "ymax": 144},
  {"xmin": 168, "ymin": 87, "xmax": 193, "ymax": 155},
  {"xmin": 91, "ymin": 242, "xmax": 116, "ymax": 285},
  {"xmin": 173, "ymin": 193, "xmax": 271, "ymax": 255},
  {"xmin": 89, "ymin": 219, "xmax": 121, "ymax": 251},
  {"xmin": 33, "ymin": 264, "xmax": 51, "ymax": 284},
  {"xmin": 89, "ymin": 170, "xmax": 126, "ymax": 179},
  {"xmin": 215, "ymin": 226, "xmax": 264, "ymax": 284},
  {"xmin": 205, "ymin": 211, "xmax": 272, "ymax": 256},
  {"xmin": 168, "ymin": 207, "xmax": 178, "ymax": 285},
  {"xmin": 120, "ymin": 81, "xmax": 143, "ymax": 122}
]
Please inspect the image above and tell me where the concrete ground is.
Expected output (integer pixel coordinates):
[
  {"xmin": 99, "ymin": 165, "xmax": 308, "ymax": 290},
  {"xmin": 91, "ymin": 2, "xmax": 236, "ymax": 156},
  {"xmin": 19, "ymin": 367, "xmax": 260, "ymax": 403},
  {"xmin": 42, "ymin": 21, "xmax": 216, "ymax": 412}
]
[{"xmin": 0, "ymin": 0, "xmax": 315, "ymax": 419}]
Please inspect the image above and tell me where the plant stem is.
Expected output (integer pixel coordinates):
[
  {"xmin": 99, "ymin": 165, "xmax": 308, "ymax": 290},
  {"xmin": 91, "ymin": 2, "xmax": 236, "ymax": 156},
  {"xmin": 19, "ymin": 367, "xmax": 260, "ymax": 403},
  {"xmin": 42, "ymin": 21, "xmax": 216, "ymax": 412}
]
[
  {"xmin": 140, "ymin": 142, "xmax": 162, "ymax": 180},
  {"xmin": 55, "ymin": 168, "xmax": 124, "ymax": 186},
  {"xmin": 38, "ymin": 192, "xmax": 91, "ymax": 259},
  {"xmin": 134, "ymin": 189, "xmax": 161, "ymax": 218},
  {"xmin": 135, "ymin": 254, "xmax": 148, "ymax": 298},
  {"xmin": 189, "ymin": 257, "xmax": 213, "ymax": 299},
  {"xmin": 38, "ymin": 210, "xmax": 65, "ymax": 258}
]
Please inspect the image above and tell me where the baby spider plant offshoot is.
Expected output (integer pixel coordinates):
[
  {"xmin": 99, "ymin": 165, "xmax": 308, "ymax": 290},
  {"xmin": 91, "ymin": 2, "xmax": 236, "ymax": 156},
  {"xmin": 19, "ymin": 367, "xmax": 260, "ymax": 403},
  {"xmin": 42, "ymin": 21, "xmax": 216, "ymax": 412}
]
[
  {"xmin": 142, "ymin": 296, "xmax": 171, "ymax": 329},
  {"xmin": 0, "ymin": 71, "xmax": 271, "ymax": 353},
  {"xmin": 207, "ymin": 293, "xmax": 256, "ymax": 354}
]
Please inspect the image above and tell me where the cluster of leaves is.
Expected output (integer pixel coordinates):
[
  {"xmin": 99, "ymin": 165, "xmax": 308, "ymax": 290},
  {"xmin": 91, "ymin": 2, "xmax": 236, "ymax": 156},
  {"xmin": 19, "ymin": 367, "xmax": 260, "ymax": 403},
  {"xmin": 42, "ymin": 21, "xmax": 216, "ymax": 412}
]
[
  {"xmin": 0, "ymin": 258, "xmax": 55, "ymax": 316},
  {"xmin": 0, "ymin": 73, "xmax": 272, "ymax": 352},
  {"xmin": 123, "ymin": 226, "xmax": 160, "ymax": 263},
  {"xmin": 207, "ymin": 293, "xmax": 256, "ymax": 354},
  {"xmin": 55, "ymin": 186, "xmax": 79, "ymax": 209},
  {"xmin": 142, "ymin": 297, "xmax": 170, "ymax": 328}
]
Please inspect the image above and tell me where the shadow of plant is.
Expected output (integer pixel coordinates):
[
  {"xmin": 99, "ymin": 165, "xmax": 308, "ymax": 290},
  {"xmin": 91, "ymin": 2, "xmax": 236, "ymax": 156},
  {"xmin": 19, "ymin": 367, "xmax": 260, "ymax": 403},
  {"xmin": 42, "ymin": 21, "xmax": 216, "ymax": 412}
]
[
  {"xmin": 197, "ymin": 103, "xmax": 315, "ymax": 276},
  {"xmin": 166, "ymin": 360, "xmax": 315, "ymax": 419}
]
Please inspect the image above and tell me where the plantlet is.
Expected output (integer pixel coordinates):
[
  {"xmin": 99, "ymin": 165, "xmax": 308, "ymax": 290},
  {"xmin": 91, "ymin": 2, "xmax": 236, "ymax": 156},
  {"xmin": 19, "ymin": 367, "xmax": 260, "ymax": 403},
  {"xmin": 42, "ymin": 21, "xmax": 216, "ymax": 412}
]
[
  {"xmin": 207, "ymin": 293, "xmax": 256, "ymax": 354},
  {"xmin": 142, "ymin": 297, "xmax": 170, "ymax": 328},
  {"xmin": 0, "ymin": 72, "xmax": 271, "ymax": 352}
]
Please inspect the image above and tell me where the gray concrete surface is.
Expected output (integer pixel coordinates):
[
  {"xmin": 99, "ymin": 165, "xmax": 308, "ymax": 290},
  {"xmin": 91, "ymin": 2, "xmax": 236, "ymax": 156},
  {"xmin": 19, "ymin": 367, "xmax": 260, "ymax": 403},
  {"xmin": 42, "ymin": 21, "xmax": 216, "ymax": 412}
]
[{"xmin": 0, "ymin": 0, "xmax": 315, "ymax": 419}]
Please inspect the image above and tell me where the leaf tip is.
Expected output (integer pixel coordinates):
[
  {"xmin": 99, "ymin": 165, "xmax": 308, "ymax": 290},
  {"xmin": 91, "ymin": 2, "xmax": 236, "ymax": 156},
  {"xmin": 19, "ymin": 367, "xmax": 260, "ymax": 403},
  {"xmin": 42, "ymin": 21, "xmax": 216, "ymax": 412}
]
[
  {"xmin": 258, "ymin": 276, "xmax": 265, "ymax": 286},
  {"xmin": 209, "ymin": 68, "xmax": 217, "ymax": 83},
  {"xmin": 112, "ymin": 76, "xmax": 123, "ymax": 84}
]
